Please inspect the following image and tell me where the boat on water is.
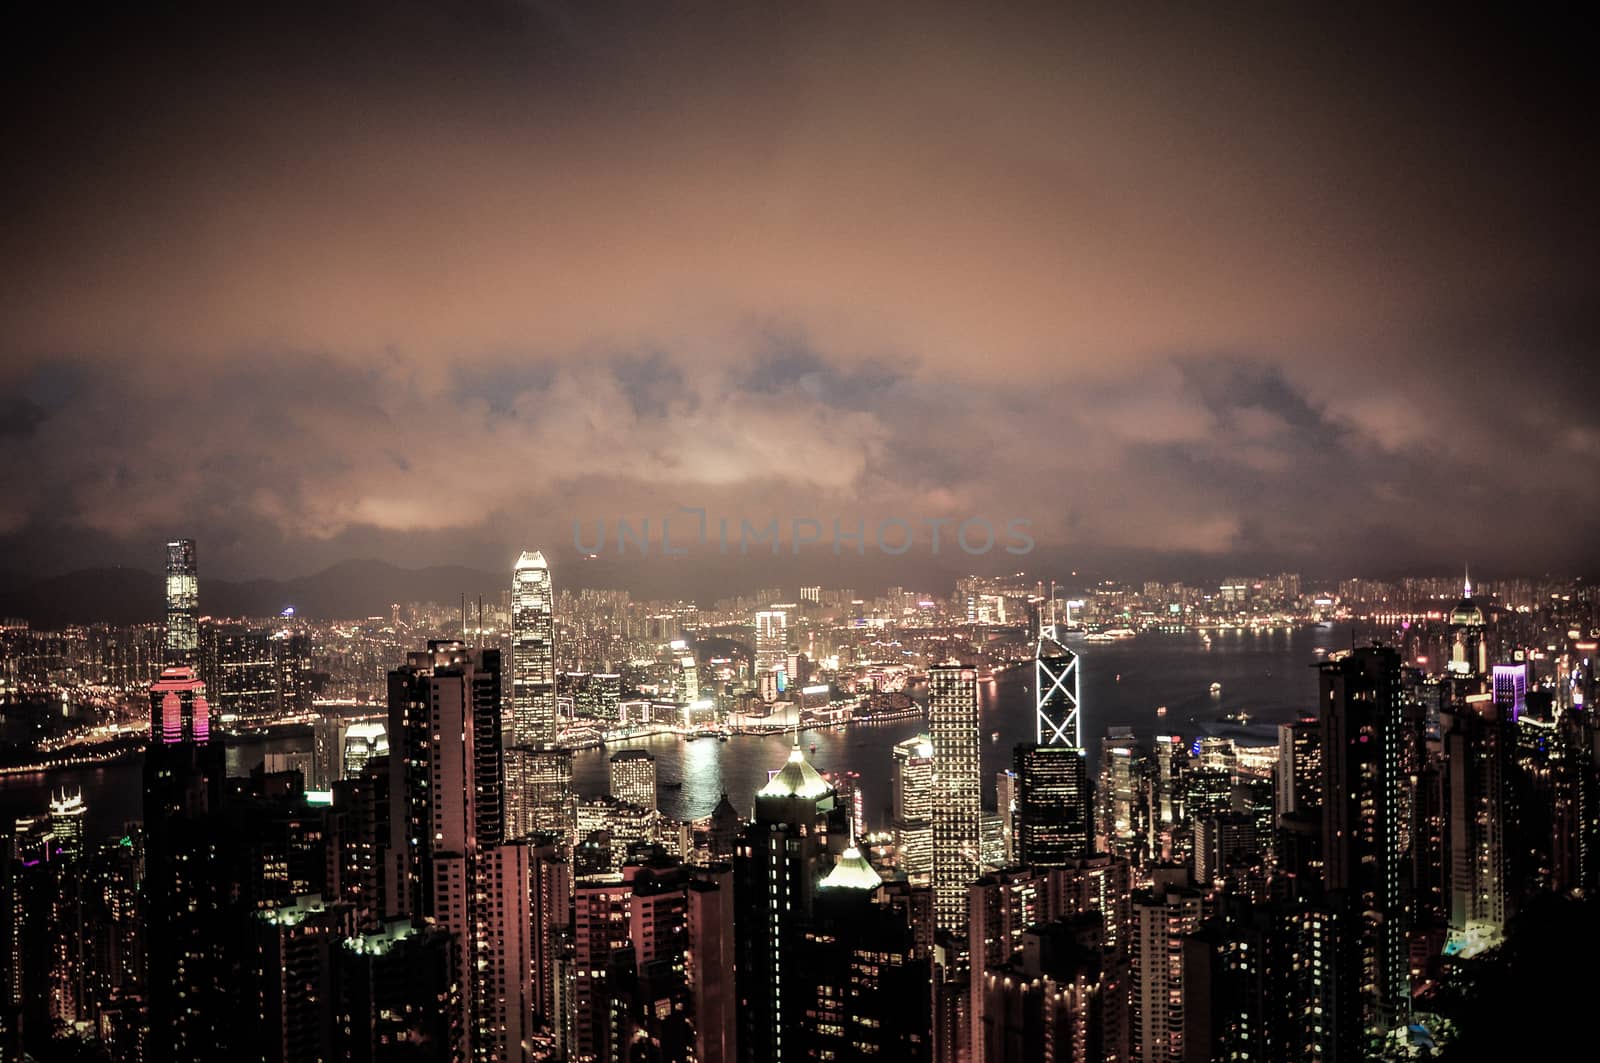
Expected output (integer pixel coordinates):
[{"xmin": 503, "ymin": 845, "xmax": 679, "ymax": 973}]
[
  {"xmin": 717, "ymin": 733, "xmax": 728, "ymax": 742},
  {"xmin": 1210, "ymin": 681, "xmax": 1222, "ymax": 696},
  {"xmin": 660, "ymin": 780, "xmax": 683, "ymax": 790},
  {"xmin": 1156, "ymin": 705, "xmax": 1168, "ymax": 718},
  {"xmin": 1083, "ymin": 632, "xmax": 1115, "ymax": 643}
]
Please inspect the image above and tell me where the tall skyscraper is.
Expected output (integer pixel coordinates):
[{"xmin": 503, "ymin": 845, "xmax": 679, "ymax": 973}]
[
  {"xmin": 1034, "ymin": 614, "xmax": 1081, "ymax": 747},
  {"xmin": 475, "ymin": 841, "xmax": 535, "ymax": 1059},
  {"xmin": 1100, "ymin": 729, "xmax": 1142, "ymax": 857},
  {"xmin": 150, "ymin": 662, "xmax": 214, "ymax": 746},
  {"xmin": 892, "ymin": 735, "xmax": 936, "ymax": 827},
  {"xmin": 1442, "ymin": 696, "xmax": 1511, "ymax": 938},
  {"xmin": 199, "ymin": 621, "xmax": 279, "ymax": 720},
  {"xmin": 512, "ymin": 550, "xmax": 557, "ymax": 747},
  {"xmin": 509, "ymin": 747, "xmax": 575, "ymax": 843},
  {"xmin": 676, "ymin": 652, "xmax": 700, "ymax": 704},
  {"xmin": 46, "ymin": 790, "xmax": 86, "ymax": 863},
  {"xmin": 734, "ymin": 744, "xmax": 846, "ymax": 1063},
  {"xmin": 570, "ymin": 876, "xmax": 635, "ymax": 1062},
  {"xmin": 140, "ymin": 664, "xmax": 227, "ymax": 1059},
  {"xmin": 687, "ymin": 865, "xmax": 738, "ymax": 1063},
  {"xmin": 1275, "ymin": 719, "xmax": 1323, "ymax": 818},
  {"xmin": 1151, "ymin": 734, "xmax": 1187, "ymax": 828},
  {"xmin": 1013, "ymin": 743, "xmax": 1093, "ymax": 867},
  {"xmin": 996, "ymin": 769, "xmax": 1018, "ymax": 864},
  {"xmin": 388, "ymin": 643, "xmax": 482, "ymax": 1056},
  {"xmin": 753, "ymin": 609, "xmax": 788, "ymax": 688},
  {"xmin": 509, "ymin": 551, "xmax": 567, "ymax": 841},
  {"xmin": 1492, "ymin": 663, "xmax": 1529, "ymax": 722},
  {"xmin": 791, "ymin": 847, "xmax": 931, "ymax": 1061},
  {"xmin": 249, "ymin": 896, "xmax": 346, "ymax": 1063},
  {"xmin": 163, "ymin": 538, "xmax": 198, "ymax": 665},
  {"xmin": 1447, "ymin": 571, "xmax": 1488, "ymax": 678},
  {"xmin": 1319, "ymin": 646, "xmax": 1411, "ymax": 1036},
  {"xmin": 387, "ymin": 641, "xmax": 530, "ymax": 1060},
  {"xmin": 1129, "ymin": 873, "xmax": 1207, "ymax": 1063},
  {"xmin": 930, "ymin": 663, "xmax": 982, "ymax": 932}
]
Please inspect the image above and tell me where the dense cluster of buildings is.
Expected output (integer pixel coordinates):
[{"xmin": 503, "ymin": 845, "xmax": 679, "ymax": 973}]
[{"xmin": 2, "ymin": 544, "xmax": 1599, "ymax": 1060}]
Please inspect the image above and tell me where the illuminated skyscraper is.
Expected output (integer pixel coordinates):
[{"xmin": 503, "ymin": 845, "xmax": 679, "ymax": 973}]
[
  {"xmin": 792, "ymin": 848, "xmax": 930, "ymax": 1061},
  {"xmin": 1035, "ymin": 611, "xmax": 1081, "ymax": 747},
  {"xmin": 1442, "ymin": 696, "xmax": 1511, "ymax": 938},
  {"xmin": 930, "ymin": 663, "xmax": 982, "ymax": 932},
  {"xmin": 997, "ymin": 769, "xmax": 1018, "ymax": 864},
  {"xmin": 150, "ymin": 664, "xmax": 213, "ymax": 745},
  {"xmin": 47, "ymin": 789, "xmax": 87, "ymax": 862},
  {"xmin": 475, "ymin": 841, "xmax": 535, "ymax": 1059},
  {"xmin": 141, "ymin": 664, "xmax": 227, "ymax": 1059},
  {"xmin": 676, "ymin": 653, "xmax": 700, "ymax": 704},
  {"xmin": 199, "ymin": 621, "xmax": 278, "ymax": 720},
  {"xmin": 609, "ymin": 749, "xmax": 657, "ymax": 812},
  {"xmin": 1275, "ymin": 719, "xmax": 1323, "ymax": 818},
  {"xmin": 1492, "ymin": 663, "xmax": 1529, "ymax": 722},
  {"xmin": 1152, "ymin": 734, "xmax": 1187, "ymax": 828},
  {"xmin": 164, "ymin": 538, "xmax": 198, "ymax": 665},
  {"xmin": 505, "ymin": 746, "xmax": 574, "ymax": 843},
  {"xmin": 1448, "ymin": 569, "xmax": 1488, "ymax": 678},
  {"xmin": 1129, "ymin": 874, "xmax": 1207, "ymax": 1063},
  {"xmin": 753, "ymin": 609, "xmax": 788, "ymax": 687},
  {"xmin": 889, "ymin": 736, "xmax": 934, "ymax": 877},
  {"xmin": 1099, "ymin": 729, "xmax": 1140, "ymax": 855},
  {"xmin": 509, "ymin": 551, "xmax": 566, "ymax": 839},
  {"xmin": 341, "ymin": 721, "xmax": 388, "ymax": 780},
  {"xmin": 1013, "ymin": 743, "xmax": 1093, "ymax": 867},
  {"xmin": 386, "ymin": 641, "xmax": 529, "ymax": 1060},
  {"xmin": 512, "ymin": 550, "xmax": 557, "ymax": 747},
  {"xmin": 1319, "ymin": 646, "xmax": 1410, "ymax": 1035},
  {"xmin": 571, "ymin": 876, "xmax": 634, "ymax": 1061},
  {"xmin": 735, "ymin": 744, "xmax": 846, "ymax": 1063}
]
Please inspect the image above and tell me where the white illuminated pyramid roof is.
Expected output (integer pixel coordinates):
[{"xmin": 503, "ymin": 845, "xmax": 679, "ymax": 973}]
[
  {"xmin": 757, "ymin": 746, "xmax": 833, "ymax": 800},
  {"xmin": 819, "ymin": 845, "xmax": 882, "ymax": 891}
]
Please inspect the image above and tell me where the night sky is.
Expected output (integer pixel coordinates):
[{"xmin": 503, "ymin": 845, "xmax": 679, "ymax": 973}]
[{"xmin": 2, "ymin": 3, "xmax": 1595, "ymax": 587}]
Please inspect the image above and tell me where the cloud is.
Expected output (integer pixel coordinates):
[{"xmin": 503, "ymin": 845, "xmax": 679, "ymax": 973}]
[{"xmin": 0, "ymin": 3, "xmax": 1595, "ymax": 580}]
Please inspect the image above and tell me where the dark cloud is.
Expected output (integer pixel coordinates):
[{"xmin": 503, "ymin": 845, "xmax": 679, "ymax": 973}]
[
  {"xmin": 0, "ymin": 2, "xmax": 1595, "ymax": 584},
  {"xmin": 0, "ymin": 397, "xmax": 47, "ymax": 440}
]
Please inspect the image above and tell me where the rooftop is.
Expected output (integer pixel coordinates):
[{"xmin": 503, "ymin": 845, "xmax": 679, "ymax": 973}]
[
  {"xmin": 757, "ymin": 746, "xmax": 833, "ymax": 801},
  {"xmin": 819, "ymin": 845, "xmax": 882, "ymax": 891}
]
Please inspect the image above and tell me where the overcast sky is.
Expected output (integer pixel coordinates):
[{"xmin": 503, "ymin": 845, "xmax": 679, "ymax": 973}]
[{"xmin": 1, "ymin": 2, "xmax": 1595, "ymax": 587}]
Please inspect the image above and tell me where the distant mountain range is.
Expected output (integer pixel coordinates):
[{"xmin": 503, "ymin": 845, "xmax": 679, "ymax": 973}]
[{"xmin": 0, "ymin": 560, "xmax": 508, "ymax": 628}]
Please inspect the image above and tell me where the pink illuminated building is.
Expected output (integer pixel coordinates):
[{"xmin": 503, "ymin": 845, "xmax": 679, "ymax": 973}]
[{"xmin": 149, "ymin": 666, "xmax": 212, "ymax": 744}]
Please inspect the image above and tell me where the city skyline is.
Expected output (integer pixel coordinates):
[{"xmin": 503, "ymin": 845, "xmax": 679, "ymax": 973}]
[
  {"xmin": 3, "ymin": 4, "xmax": 1597, "ymax": 1060},
  {"xmin": 3, "ymin": 533, "xmax": 1598, "ymax": 1058}
]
